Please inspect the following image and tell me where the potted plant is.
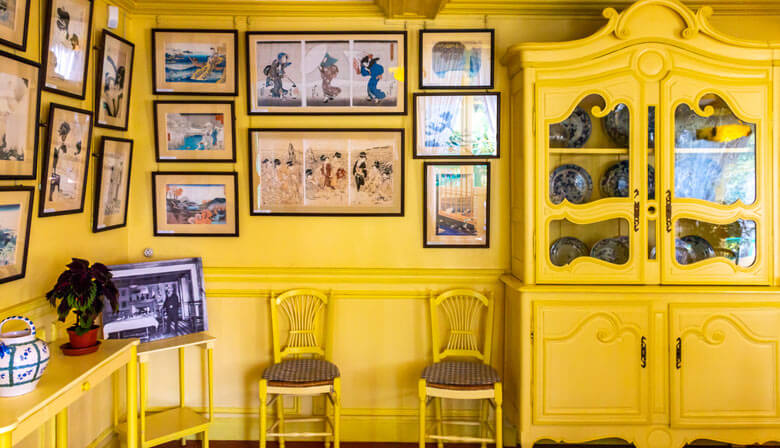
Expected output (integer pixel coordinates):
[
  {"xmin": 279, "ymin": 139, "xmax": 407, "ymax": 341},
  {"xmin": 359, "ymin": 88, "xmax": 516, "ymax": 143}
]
[{"xmin": 46, "ymin": 258, "xmax": 119, "ymax": 352}]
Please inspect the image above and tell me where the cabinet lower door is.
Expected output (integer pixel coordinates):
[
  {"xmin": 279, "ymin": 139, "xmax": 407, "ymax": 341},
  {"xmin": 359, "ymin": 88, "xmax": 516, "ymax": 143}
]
[
  {"xmin": 670, "ymin": 303, "xmax": 780, "ymax": 427},
  {"xmin": 533, "ymin": 302, "xmax": 650, "ymax": 424}
]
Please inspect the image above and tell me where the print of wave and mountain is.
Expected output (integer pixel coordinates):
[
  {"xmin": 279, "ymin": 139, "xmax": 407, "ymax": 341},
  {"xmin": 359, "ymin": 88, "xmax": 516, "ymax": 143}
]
[{"xmin": 165, "ymin": 50, "xmax": 226, "ymax": 83}]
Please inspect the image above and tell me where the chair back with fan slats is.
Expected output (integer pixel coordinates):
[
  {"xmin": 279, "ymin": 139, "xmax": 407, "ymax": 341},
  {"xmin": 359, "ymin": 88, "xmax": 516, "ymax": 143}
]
[
  {"xmin": 270, "ymin": 289, "xmax": 332, "ymax": 363},
  {"xmin": 430, "ymin": 289, "xmax": 494, "ymax": 363}
]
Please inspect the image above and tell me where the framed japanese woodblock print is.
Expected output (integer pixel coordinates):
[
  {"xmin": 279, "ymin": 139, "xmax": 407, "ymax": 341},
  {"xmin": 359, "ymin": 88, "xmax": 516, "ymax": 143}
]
[
  {"xmin": 154, "ymin": 101, "xmax": 236, "ymax": 162},
  {"xmin": 246, "ymin": 32, "xmax": 406, "ymax": 115},
  {"xmin": 95, "ymin": 30, "xmax": 135, "ymax": 130},
  {"xmin": 152, "ymin": 171, "xmax": 238, "ymax": 236},
  {"xmin": 42, "ymin": 0, "xmax": 94, "ymax": 98},
  {"xmin": 152, "ymin": 29, "xmax": 238, "ymax": 96},
  {"xmin": 419, "ymin": 29, "xmax": 494, "ymax": 90},
  {"xmin": 0, "ymin": 186, "xmax": 33, "ymax": 284},
  {"xmin": 39, "ymin": 104, "xmax": 93, "ymax": 217},
  {"xmin": 0, "ymin": 0, "xmax": 31, "ymax": 51},
  {"xmin": 0, "ymin": 50, "xmax": 41, "ymax": 179},
  {"xmin": 413, "ymin": 92, "xmax": 500, "ymax": 158},
  {"xmin": 424, "ymin": 162, "xmax": 490, "ymax": 248},
  {"xmin": 249, "ymin": 128, "xmax": 404, "ymax": 216},
  {"xmin": 93, "ymin": 137, "xmax": 133, "ymax": 232}
]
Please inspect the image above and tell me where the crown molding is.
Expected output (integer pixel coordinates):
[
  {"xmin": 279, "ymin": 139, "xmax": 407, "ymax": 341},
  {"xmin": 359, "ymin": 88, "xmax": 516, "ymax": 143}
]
[
  {"xmin": 440, "ymin": 0, "xmax": 780, "ymax": 16},
  {"xmin": 131, "ymin": 0, "xmax": 384, "ymax": 16}
]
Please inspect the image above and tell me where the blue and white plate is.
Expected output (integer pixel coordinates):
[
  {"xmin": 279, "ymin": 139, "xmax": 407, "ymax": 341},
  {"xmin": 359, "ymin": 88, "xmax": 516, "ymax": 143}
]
[
  {"xmin": 602, "ymin": 104, "xmax": 656, "ymax": 148},
  {"xmin": 590, "ymin": 236, "xmax": 630, "ymax": 265},
  {"xmin": 560, "ymin": 106, "xmax": 592, "ymax": 148},
  {"xmin": 599, "ymin": 161, "xmax": 656, "ymax": 199},
  {"xmin": 550, "ymin": 164, "xmax": 593, "ymax": 204},
  {"xmin": 675, "ymin": 235, "xmax": 715, "ymax": 265},
  {"xmin": 550, "ymin": 237, "xmax": 589, "ymax": 267}
]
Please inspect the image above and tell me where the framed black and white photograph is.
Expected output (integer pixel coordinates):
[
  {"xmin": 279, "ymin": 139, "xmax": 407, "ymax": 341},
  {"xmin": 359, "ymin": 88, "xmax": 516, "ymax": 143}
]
[
  {"xmin": 419, "ymin": 29, "xmax": 494, "ymax": 90},
  {"xmin": 103, "ymin": 257, "xmax": 208, "ymax": 343}
]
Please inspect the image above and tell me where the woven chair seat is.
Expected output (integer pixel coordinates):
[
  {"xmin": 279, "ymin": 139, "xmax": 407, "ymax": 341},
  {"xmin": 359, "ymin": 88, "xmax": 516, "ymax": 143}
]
[
  {"xmin": 422, "ymin": 361, "xmax": 501, "ymax": 390},
  {"xmin": 263, "ymin": 359, "xmax": 340, "ymax": 386}
]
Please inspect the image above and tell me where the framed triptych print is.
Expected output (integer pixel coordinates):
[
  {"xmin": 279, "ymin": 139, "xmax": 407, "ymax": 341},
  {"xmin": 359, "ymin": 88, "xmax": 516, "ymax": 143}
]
[
  {"xmin": 95, "ymin": 30, "xmax": 135, "ymax": 130},
  {"xmin": 419, "ymin": 29, "xmax": 494, "ymax": 90},
  {"xmin": 0, "ymin": 50, "xmax": 41, "ymax": 179},
  {"xmin": 93, "ymin": 137, "xmax": 133, "ymax": 232},
  {"xmin": 0, "ymin": 186, "xmax": 33, "ymax": 284},
  {"xmin": 0, "ymin": 0, "xmax": 31, "ymax": 51},
  {"xmin": 42, "ymin": 0, "xmax": 94, "ymax": 98}
]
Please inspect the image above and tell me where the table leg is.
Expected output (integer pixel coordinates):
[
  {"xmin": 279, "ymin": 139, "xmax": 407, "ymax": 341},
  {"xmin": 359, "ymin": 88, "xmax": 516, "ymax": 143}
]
[
  {"xmin": 127, "ymin": 345, "xmax": 138, "ymax": 448},
  {"xmin": 55, "ymin": 409, "xmax": 67, "ymax": 448},
  {"xmin": 0, "ymin": 431, "xmax": 11, "ymax": 448}
]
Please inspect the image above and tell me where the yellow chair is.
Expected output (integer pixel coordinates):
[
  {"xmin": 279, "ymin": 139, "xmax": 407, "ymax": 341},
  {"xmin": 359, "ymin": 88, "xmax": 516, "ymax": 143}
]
[
  {"xmin": 259, "ymin": 289, "xmax": 341, "ymax": 448},
  {"xmin": 419, "ymin": 289, "xmax": 502, "ymax": 448}
]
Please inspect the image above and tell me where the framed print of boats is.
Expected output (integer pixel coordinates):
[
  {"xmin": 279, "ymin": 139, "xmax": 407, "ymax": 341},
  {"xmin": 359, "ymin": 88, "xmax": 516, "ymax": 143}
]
[
  {"xmin": 152, "ymin": 29, "xmax": 238, "ymax": 96},
  {"xmin": 154, "ymin": 101, "xmax": 236, "ymax": 162},
  {"xmin": 152, "ymin": 171, "xmax": 238, "ymax": 237},
  {"xmin": 39, "ymin": 104, "xmax": 93, "ymax": 217},
  {"xmin": 249, "ymin": 128, "xmax": 404, "ymax": 215},
  {"xmin": 246, "ymin": 32, "xmax": 406, "ymax": 115},
  {"xmin": 0, "ymin": 50, "xmax": 41, "ymax": 179},
  {"xmin": 424, "ymin": 162, "xmax": 490, "ymax": 248},
  {"xmin": 93, "ymin": 137, "xmax": 133, "ymax": 233},
  {"xmin": 419, "ymin": 29, "xmax": 494, "ymax": 90},
  {"xmin": 413, "ymin": 92, "xmax": 500, "ymax": 158},
  {"xmin": 0, "ymin": 186, "xmax": 33, "ymax": 284},
  {"xmin": 0, "ymin": 0, "xmax": 31, "ymax": 51},
  {"xmin": 95, "ymin": 30, "xmax": 135, "ymax": 131},
  {"xmin": 42, "ymin": 0, "xmax": 94, "ymax": 98}
]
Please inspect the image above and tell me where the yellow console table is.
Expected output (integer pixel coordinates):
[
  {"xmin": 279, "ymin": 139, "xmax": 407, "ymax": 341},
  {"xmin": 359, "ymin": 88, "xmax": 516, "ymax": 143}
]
[{"xmin": 0, "ymin": 338, "xmax": 139, "ymax": 448}]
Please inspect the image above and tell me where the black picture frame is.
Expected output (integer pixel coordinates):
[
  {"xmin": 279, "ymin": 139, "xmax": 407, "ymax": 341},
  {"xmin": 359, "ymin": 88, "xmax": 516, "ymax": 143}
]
[
  {"xmin": 0, "ymin": 0, "xmax": 31, "ymax": 51},
  {"xmin": 418, "ymin": 29, "xmax": 494, "ymax": 90},
  {"xmin": 247, "ymin": 128, "xmax": 405, "ymax": 216},
  {"xmin": 95, "ymin": 30, "xmax": 135, "ymax": 131},
  {"xmin": 39, "ymin": 103, "xmax": 94, "ymax": 217},
  {"xmin": 423, "ymin": 161, "xmax": 490, "ymax": 248},
  {"xmin": 412, "ymin": 92, "xmax": 500, "ymax": 159},
  {"xmin": 0, "ymin": 49, "xmax": 41, "ymax": 180},
  {"xmin": 153, "ymin": 100, "xmax": 237, "ymax": 163},
  {"xmin": 41, "ymin": 0, "xmax": 95, "ymax": 99},
  {"xmin": 151, "ymin": 28, "xmax": 239, "ymax": 96},
  {"xmin": 0, "ymin": 186, "xmax": 34, "ymax": 285},
  {"xmin": 245, "ymin": 31, "xmax": 407, "ymax": 116},
  {"xmin": 92, "ymin": 136, "xmax": 133, "ymax": 233},
  {"xmin": 151, "ymin": 171, "xmax": 239, "ymax": 237}
]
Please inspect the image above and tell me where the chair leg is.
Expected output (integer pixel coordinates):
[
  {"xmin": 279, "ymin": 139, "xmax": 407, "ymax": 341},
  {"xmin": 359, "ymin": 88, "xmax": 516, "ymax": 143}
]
[
  {"xmin": 434, "ymin": 398, "xmax": 443, "ymax": 448},
  {"xmin": 276, "ymin": 394, "xmax": 286, "ymax": 448},
  {"xmin": 325, "ymin": 395, "xmax": 332, "ymax": 448},
  {"xmin": 495, "ymin": 383, "xmax": 503, "ymax": 448},
  {"xmin": 480, "ymin": 399, "xmax": 489, "ymax": 448},
  {"xmin": 259, "ymin": 380, "xmax": 267, "ymax": 448},
  {"xmin": 333, "ymin": 377, "xmax": 341, "ymax": 448},
  {"xmin": 418, "ymin": 379, "xmax": 426, "ymax": 448}
]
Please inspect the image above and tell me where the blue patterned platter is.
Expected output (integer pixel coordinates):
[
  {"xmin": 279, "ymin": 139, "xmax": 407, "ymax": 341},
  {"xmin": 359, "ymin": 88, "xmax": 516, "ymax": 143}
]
[
  {"xmin": 675, "ymin": 235, "xmax": 714, "ymax": 265},
  {"xmin": 599, "ymin": 161, "xmax": 656, "ymax": 199},
  {"xmin": 560, "ymin": 106, "xmax": 592, "ymax": 148},
  {"xmin": 550, "ymin": 164, "xmax": 593, "ymax": 204},
  {"xmin": 550, "ymin": 237, "xmax": 589, "ymax": 267},
  {"xmin": 602, "ymin": 104, "xmax": 655, "ymax": 148},
  {"xmin": 590, "ymin": 236, "xmax": 629, "ymax": 265}
]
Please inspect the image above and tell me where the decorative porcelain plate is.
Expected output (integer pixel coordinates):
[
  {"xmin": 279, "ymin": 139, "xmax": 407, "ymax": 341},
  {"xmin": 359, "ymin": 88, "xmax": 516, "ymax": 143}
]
[
  {"xmin": 590, "ymin": 236, "xmax": 629, "ymax": 265},
  {"xmin": 550, "ymin": 164, "xmax": 593, "ymax": 204},
  {"xmin": 675, "ymin": 235, "xmax": 715, "ymax": 265},
  {"xmin": 560, "ymin": 106, "xmax": 592, "ymax": 148},
  {"xmin": 602, "ymin": 104, "xmax": 656, "ymax": 148},
  {"xmin": 599, "ymin": 161, "xmax": 656, "ymax": 199},
  {"xmin": 550, "ymin": 237, "xmax": 589, "ymax": 267}
]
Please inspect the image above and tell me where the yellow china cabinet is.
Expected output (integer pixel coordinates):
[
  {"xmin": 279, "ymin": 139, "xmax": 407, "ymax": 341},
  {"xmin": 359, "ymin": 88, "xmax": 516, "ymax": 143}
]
[{"xmin": 501, "ymin": 0, "xmax": 780, "ymax": 447}]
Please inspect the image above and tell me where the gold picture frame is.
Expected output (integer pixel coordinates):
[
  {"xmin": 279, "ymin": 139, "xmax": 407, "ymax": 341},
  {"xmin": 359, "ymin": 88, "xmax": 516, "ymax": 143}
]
[{"xmin": 93, "ymin": 137, "xmax": 133, "ymax": 232}]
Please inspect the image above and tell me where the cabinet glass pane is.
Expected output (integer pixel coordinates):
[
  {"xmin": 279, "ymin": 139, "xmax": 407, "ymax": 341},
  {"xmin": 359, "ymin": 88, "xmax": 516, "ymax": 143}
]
[
  {"xmin": 674, "ymin": 94, "xmax": 756, "ymax": 205},
  {"xmin": 674, "ymin": 218, "xmax": 756, "ymax": 267},
  {"xmin": 549, "ymin": 218, "xmax": 630, "ymax": 266}
]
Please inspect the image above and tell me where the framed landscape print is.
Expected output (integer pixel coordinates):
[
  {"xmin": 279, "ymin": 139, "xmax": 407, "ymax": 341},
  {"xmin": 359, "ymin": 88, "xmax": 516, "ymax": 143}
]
[
  {"xmin": 419, "ymin": 29, "xmax": 494, "ymax": 90},
  {"xmin": 95, "ymin": 30, "xmax": 134, "ymax": 130},
  {"xmin": 0, "ymin": 186, "xmax": 33, "ymax": 284},
  {"xmin": 249, "ymin": 128, "xmax": 404, "ymax": 216},
  {"xmin": 152, "ymin": 171, "xmax": 238, "ymax": 236},
  {"xmin": 246, "ymin": 32, "xmax": 406, "ymax": 115},
  {"xmin": 414, "ymin": 92, "xmax": 500, "ymax": 158},
  {"xmin": 42, "ymin": 0, "xmax": 94, "ymax": 98},
  {"xmin": 0, "ymin": 50, "xmax": 41, "ymax": 179},
  {"xmin": 152, "ymin": 29, "xmax": 238, "ymax": 96},
  {"xmin": 93, "ymin": 137, "xmax": 133, "ymax": 232},
  {"xmin": 0, "ymin": 0, "xmax": 31, "ymax": 51},
  {"xmin": 154, "ymin": 101, "xmax": 236, "ymax": 162},
  {"xmin": 39, "ymin": 104, "xmax": 93, "ymax": 217},
  {"xmin": 424, "ymin": 162, "xmax": 490, "ymax": 248}
]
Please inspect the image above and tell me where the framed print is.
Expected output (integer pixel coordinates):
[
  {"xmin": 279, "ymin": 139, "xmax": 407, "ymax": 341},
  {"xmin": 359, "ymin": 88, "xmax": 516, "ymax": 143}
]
[
  {"xmin": 249, "ymin": 128, "xmax": 404, "ymax": 216},
  {"xmin": 414, "ymin": 92, "xmax": 500, "ymax": 158},
  {"xmin": 39, "ymin": 103, "xmax": 93, "ymax": 217},
  {"xmin": 0, "ymin": 0, "xmax": 31, "ymax": 51},
  {"xmin": 0, "ymin": 50, "xmax": 41, "ymax": 179},
  {"xmin": 95, "ymin": 30, "xmax": 134, "ymax": 130},
  {"xmin": 152, "ymin": 171, "xmax": 238, "ymax": 237},
  {"xmin": 93, "ymin": 137, "xmax": 133, "ymax": 232},
  {"xmin": 154, "ymin": 101, "xmax": 236, "ymax": 162},
  {"xmin": 105, "ymin": 257, "xmax": 207, "ymax": 343},
  {"xmin": 419, "ymin": 29, "xmax": 494, "ymax": 90},
  {"xmin": 0, "ymin": 186, "xmax": 33, "ymax": 284},
  {"xmin": 424, "ymin": 162, "xmax": 490, "ymax": 248},
  {"xmin": 42, "ymin": 0, "xmax": 94, "ymax": 98},
  {"xmin": 246, "ymin": 31, "xmax": 406, "ymax": 115},
  {"xmin": 152, "ymin": 29, "xmax": 238, "ymax": 96}
]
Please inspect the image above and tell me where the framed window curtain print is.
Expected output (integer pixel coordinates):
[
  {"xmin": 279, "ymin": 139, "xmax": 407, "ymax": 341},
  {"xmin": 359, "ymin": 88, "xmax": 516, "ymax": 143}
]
[{"xmin": 42, "ymin": 0, "xmax": 94, "ymax": 98}]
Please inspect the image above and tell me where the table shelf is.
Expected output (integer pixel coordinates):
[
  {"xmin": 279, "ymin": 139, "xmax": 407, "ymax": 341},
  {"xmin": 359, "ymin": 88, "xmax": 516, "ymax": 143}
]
[{"xmin": 117, "ymin": 407, "xmax": 209, "ymax": 447}]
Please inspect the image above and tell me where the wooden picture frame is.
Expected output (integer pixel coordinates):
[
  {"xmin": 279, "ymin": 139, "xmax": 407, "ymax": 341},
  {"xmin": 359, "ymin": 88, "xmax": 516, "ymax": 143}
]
[
  {"xmin": 0, "ymin": 50, "xmax": 41, "ymax": 179},
  {"xmin": 39, "ymin": 103, "xmax": 93, "ymax": 217},
  {"xmin": 151, "ymin": 171, "xmax": 239, "ymax": 237},
  {"xmin": 154, "ymin": 100, "xmax": 236, "ymax": 163},
  {"xmin": 152, "ymin": 29, "xmax": 238, "ymax": 96},
  {"xmin": 95, "ymin": 30, "xmax": 135, "ymax": 131},
  {"xmin": 248, "ymin": 128, "xmax": 404, "ymax": 216},
  {"xmin": 423, "ymin": 161, "xmax": 490, "ymax": 248},
  {"xmin": 419, "ymin": 29, "xmax": 494, "ymax": 90},
  {"xmin": 93, "ymin": 137, "xmax": 133, "ymax": 232},
  {"xmin": 246, "ymin": 31, "xmax": 407, "ymax": 115},
  {"xmin": 0, "ymin": 0, "xmax": 31, "ymax": 51},
  {"xmin": 42, "ymin": 0, "xmax": 94, "ymax": 99},
  {"xmin": 413, "ymin": 92, "xmax": 500, "ymax": 158},
  {"xmin": 0, "ymin": 186, "xmax": 33, "ymax": 284}
]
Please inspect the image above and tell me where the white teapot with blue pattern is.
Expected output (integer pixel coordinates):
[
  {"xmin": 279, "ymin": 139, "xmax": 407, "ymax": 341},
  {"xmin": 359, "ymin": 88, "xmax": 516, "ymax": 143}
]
[{"xmin": 0, "ymin": 316, "xmax": 50, "ymax": 397}]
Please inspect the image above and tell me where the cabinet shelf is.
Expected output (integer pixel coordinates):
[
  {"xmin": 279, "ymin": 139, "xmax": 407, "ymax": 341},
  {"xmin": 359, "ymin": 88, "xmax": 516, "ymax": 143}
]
[
  {"xmin": 675, "ymin": 147, "xmax": 754, "ymax": 154},
  {"xmin": 549, "ymin": 147, "xmax": 628, "ymax": 155}
]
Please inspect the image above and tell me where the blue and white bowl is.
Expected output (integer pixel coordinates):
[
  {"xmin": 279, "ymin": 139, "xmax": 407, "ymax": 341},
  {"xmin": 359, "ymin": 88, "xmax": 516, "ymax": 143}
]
[{"xmin": 0, "ymin": 316, "xmax": 50, "ymax": 397}]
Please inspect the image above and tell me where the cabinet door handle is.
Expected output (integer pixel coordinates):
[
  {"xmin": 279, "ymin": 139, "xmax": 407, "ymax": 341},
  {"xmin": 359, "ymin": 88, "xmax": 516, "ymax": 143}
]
[
  {"xmin": 675, "ymin": 337, "xmax": 682, "ymax": 369},
  {"xmin": 640, "ymin": 336, "xmax": 647, "ymax": 368},
  {"xmin": 665, "ymin": 190, "xmax": 672, "ymax": 233},
  {"xmin": 633, "ymin": 189, "xmax": 640, "ymax": 232}
]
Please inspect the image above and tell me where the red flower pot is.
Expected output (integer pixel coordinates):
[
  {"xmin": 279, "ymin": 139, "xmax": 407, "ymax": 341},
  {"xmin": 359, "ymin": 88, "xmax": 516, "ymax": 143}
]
[{"xmin": 67, "ymin": 326, "xmax": 99, "ymax": 349}]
